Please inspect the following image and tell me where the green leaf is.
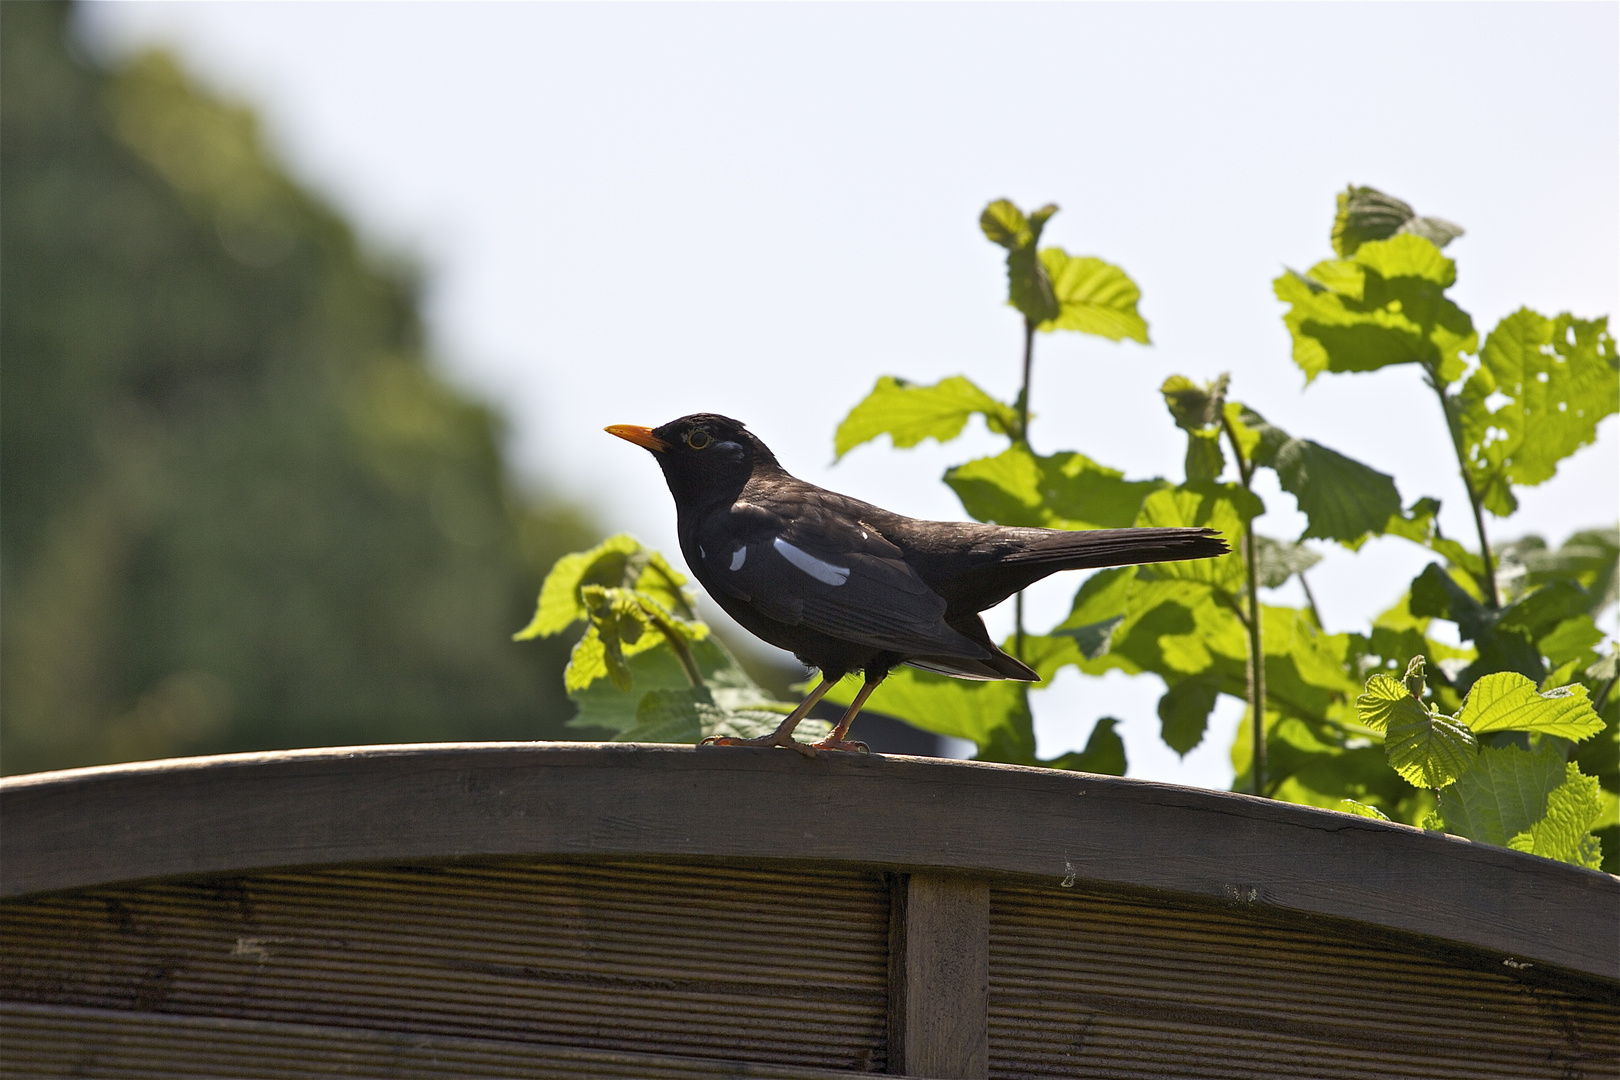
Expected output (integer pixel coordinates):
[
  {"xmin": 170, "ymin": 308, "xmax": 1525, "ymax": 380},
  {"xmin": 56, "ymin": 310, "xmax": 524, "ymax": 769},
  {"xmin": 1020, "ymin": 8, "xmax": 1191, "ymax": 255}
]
[
  {"xmin": 1158, "ymin": 674, "xmax": 1221, "ymax": 756},
  {"xmin": 1339, "ymin": 799, "xmax": 1391, "ymax": 820},
  {"xmin": 1357, "ymin": 672, "xmax": 1478, "ymax": 788},
  {"xmin": 821, "ymin": 666, "xmax": 1033, "ymax": 761},
  {"xmin": 945, "ymin": 443, "xmax": 1165, "ymax": 530},
  {"xmin": 1133, "ymin": 483, "xmax": 1261, "ymax": 593},
  {"xmin": 1161, "ymin": 374, "xmax": 1230, "ymax": 432},
  {"xmin": 1457, "ymin": 309, "xmax": 1618, "ymax": 516},
  {"xmin": 1409, "ymin": 563, "xmax": 1544, "ymax": 691},
  {"xmin": 1252, "ymin": 535, "xmax": 1322, "ymax": 589},
  {"xmin": 1331, "ymin": 185, "xmax": 1463, "ymax": 258},
  {"xmin": 1382, "ymin": 497, "xmax": 1487, "ymax": 583},
  {"xmin": 1046, "ymin": 717, "xmax": 1127, "ymax": 776},
  {"xmin": 1509, "ymin": 763, "xmax": 1605, "ymax": 868},
  {"xmin": 1237, "ymin": 406, "xmax": 1402, "ymax": 545},
  {"xmin": 834, "ymin": 375, "xmax": 1019, "ymax": 459},
  {"xmin": 1438, "ymin": 743, "xmax": 1567, "ymax": 846},
  {"xmin": 1037, "ymin": 248, "xmax": 1149, "ymax": 343},
  {"xmin": 981, "ymin": 200, "xmax": 1061, "ymax": 324},
  {"xmin": 1458, "ymin": 671, "xmax": 1605, "ymax": 741},
  {"xmin": 1274, "ymin": 234, "xmax": 1476, "ymax": 384},
  {"xmin": 516, "ymin": 534, "xmax": 696, "ymax": 640}
]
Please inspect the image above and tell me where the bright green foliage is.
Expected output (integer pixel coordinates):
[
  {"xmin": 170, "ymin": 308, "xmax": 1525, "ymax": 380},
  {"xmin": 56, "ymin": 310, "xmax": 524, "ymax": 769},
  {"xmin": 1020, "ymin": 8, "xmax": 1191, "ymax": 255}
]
[
  {"xmin": 981, "ymin": 199, "xmax": 1061, "ymax": 325},
  {"xmin": 1275, "ymin": 234, "xmax": 1477, "ymax": 384},
  {"xmin": 1457, "ymin": 309, "xmax": 1618, "ymax": 516},
  {"xmin": 1509, "ymin": 764, "xmax": 1606, "ymax": 869},
  {"xmin": 1357, "ymin": 670, "xmax": 1478, "ymax": 788},
  {"xmin": 834, "ymin": 376, "xmax": 1020, "ymax": 459},
  {"xmin": 1339, "ymin": 799, "xmax": 1392, "ymax": 820},
  {"xmin": 1459, "ymin": 671, "xmax": 1605, "ymax": 740},
  {"xmin": 1159, "ymin": 675, "xmax": 1222, "ymax": 756},
  {"xmin": 1036, "ymin": 249, "xmax": 1150, "ymax": 343},
  {"xmin": 1331, "ymin": 185, "xmax": 1464, "ymax": 258},
  {"xmin": 822, "ymin": 666, "xmax": 1035, "ymax": 761},
  {"xmin": 1134, "ymin": 484, "xmax": 1259, "ymax": 592},
  {"xmin": 527, "ymin": 536, "xmax": 802, "ymax": 742},
  {"xmin": 945, "ymin": 445, "xmax": 1165, "ymax": 531},
  {"xmin": 1438, "ymin": 744, "xmax": 1567, "ymax": 846},
  {"xmin": 1232, "ymin": 407, "xmax": 1404, "ymax": 545}
]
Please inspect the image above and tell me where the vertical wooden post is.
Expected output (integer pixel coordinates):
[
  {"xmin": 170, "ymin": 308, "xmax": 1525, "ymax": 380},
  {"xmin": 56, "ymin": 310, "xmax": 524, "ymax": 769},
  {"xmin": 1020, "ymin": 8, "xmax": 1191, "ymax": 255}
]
[{"xmin": 888, "ymin": 873, "xmax": 989, "ymax": 1078}]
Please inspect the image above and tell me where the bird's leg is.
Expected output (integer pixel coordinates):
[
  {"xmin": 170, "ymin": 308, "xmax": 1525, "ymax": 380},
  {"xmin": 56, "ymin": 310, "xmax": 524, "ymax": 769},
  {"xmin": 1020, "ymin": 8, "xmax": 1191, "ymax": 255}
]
[
  {"xmin": 699, "ymin": 676, "xmax": 837, "ymax": 757},
  {"xmin": 809, "ymin": 671, "xmax": 886, "ymax": 753}
]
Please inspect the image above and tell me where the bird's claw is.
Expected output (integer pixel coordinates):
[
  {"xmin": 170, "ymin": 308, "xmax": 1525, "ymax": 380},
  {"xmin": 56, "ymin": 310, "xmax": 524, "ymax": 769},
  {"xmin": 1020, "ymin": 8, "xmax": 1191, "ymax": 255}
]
[
  {"xmin": 700, "ymin": 734, "xmax": 819, "ymax": 758},
  {"xmin": 808, "ymin": 738, "xmax": 870, "ymax": 754}
]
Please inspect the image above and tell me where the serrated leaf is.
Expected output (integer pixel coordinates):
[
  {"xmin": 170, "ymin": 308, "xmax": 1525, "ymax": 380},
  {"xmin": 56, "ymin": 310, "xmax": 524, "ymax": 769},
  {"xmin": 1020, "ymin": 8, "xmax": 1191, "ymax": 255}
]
[
  {"xmin": 1237, "ymin": 406, "xmax": 1402, "ymax": 544},
  {"xmin": 1274, "ymin": 234, "xmax": 1476, "ymax": 384},
  {"xmin": 1457, "ymin": 309, "xmax": 1618, "ymax": 516},
  {"xmin": 981, "ymin": 198, "xmax": 1033, "ymax": 249},
  {"xmin": 1386, "ymin": 698, "xmax": 1478, "ymax": 789},
  {"xmin": 822, "ymin": 666, "xmax": 1032, "ymax": 761},
  {"xmin": 1037, "ymin": 248, "xmax": 1150, "ymax": 343},
  {"xmin": 945, "ymin": 443, "xmax": 1165, "ymax": 530},
  {"xmin": 835, "ymin": 375, "xmax": 1019, "ymax": 459},
  {"xmin": 1253, "ymin": 535, "xmax": 1322, "ymax": 588},
  {"xmin": 1507, "ymin": 763, "xmax": 1605, "ymax": 868},
  {"xmin": 1134, "ymin": 483, "xmax": 1261, "ymax": 592},
  {"xmin": 1356, "ymin": 673, "xmax": 1416, "ymax": 734},
  {"xmin": 1046, "ymin": 717, "xmax": 1127, "ymax": 776},
  {"xmin": 1438, "ymin": 743, "xmax": 1566, "ymax": 846},
  {"xmin": 1459, "ymin": 671, "xmax": 1605, "ymax": 740},
  {"xmin": 1159, "ymin": 674, "xmax": 1222, "ymax": 756},
  {"xmin": 515, "ymin": 533, "xmax": 642, "ymax": 639}
]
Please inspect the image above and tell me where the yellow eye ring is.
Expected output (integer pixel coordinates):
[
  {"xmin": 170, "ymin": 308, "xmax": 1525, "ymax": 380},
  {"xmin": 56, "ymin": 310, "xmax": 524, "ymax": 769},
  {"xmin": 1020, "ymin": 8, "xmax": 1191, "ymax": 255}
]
[{"xmin": 686, "ymin": 429, "xmax": 710, "ymax": 449}]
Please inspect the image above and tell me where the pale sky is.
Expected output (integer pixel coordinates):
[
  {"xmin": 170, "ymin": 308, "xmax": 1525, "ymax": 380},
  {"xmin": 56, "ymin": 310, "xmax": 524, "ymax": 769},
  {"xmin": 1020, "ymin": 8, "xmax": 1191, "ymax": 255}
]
[{"xmin": 82, "ymin": 2, "xmax": 1619, "ymax": 788}]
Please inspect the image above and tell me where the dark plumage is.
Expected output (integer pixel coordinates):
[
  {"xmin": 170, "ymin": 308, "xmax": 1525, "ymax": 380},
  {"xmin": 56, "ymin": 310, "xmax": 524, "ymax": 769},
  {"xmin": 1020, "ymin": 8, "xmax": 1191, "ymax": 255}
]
[{"xmin": 608, "ymin": 413, "xmax": 1227, "ymax": 754}]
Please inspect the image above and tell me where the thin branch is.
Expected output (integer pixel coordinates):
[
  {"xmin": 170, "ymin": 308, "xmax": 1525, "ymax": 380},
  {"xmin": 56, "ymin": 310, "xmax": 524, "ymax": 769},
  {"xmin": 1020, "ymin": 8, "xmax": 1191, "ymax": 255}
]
[{"xmin": 1422, "ymin": 362, "xmax": 1498, "ymax": 607}]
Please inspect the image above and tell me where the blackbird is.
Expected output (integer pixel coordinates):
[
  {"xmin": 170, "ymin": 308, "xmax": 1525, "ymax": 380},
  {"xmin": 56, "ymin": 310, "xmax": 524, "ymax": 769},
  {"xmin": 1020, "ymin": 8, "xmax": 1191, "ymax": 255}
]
[{"xmin": 607, "ymin": 413, "xmax": 1227, "ymax": 755}]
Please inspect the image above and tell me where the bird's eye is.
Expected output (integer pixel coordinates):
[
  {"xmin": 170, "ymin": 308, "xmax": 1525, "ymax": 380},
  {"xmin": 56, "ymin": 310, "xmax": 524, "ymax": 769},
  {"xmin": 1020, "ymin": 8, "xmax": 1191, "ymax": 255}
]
[{"xmin": 686, "ymin": 429, "xmax": 711, "ymax": 449}]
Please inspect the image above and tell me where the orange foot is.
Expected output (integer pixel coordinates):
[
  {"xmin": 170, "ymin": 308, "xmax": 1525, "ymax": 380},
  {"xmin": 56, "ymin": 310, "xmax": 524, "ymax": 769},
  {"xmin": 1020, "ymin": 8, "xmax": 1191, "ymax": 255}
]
[
  {"xmin": 808, "ymin": 737, "xmax": 870, "ymax": 754},
  {"xmin": 699, "ymin": 733, "xmax": 818, "ymax": 758}
]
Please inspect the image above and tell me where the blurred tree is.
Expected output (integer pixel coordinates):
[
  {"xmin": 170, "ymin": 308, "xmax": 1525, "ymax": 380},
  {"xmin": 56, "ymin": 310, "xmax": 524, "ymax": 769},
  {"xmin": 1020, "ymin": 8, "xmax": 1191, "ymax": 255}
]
[{"xmin": 1, "ymin": 2, "xmax": 596, "ymax": 775}]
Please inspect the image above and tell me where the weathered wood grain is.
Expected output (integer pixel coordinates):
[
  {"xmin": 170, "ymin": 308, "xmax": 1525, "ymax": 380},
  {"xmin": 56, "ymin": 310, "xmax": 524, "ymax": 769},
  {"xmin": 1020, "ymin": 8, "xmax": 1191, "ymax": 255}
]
[
  {"xmin": 889, "ymin": 874, "xmax": 989, "ymax": 1078},
  {"xmin": 3, "ymin": 743, "xmax": 1616, "ymax": 981}
]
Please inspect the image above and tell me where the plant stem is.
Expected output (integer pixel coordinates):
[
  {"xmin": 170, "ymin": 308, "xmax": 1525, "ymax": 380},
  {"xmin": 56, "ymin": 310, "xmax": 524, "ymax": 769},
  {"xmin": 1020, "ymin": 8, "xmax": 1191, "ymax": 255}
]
[
  {"xmin": 1423, "ymin": 363, "xmax": 1499, "ymax": 607},
  {"xmin": 1298, "ymin": 573, "xmax": 1324, "ymax": 629},
  {"xmin": 644, "ymin": 609, "xmax": 705, "ymax": 688},
  {"xmin": 1017, "ymin": 319, "xmax": 1036, "ymax": 445},
  {"xmin": 1220, "ymin": 414, "xmax": 1266, "ymax": 796},
  {"xmin": 1013, "ymin": 317, "xmax": 1037, "ymax": 660}
]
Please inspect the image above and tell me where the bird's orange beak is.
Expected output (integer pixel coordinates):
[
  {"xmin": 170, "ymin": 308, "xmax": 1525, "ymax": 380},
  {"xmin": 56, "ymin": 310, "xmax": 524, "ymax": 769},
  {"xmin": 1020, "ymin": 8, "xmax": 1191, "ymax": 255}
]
[{"xmin": 605, "ymin": 424, "xmax": 671, "ymax": 452}]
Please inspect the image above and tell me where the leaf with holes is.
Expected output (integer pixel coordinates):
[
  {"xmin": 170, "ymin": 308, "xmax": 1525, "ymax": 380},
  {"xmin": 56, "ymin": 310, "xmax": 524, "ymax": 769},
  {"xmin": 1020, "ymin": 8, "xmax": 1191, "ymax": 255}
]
[
  {"xmin": 1457, "ymin": 309, "xmax": 1618, "ymax": 516},
  {"xmin": 1457, "ymin": 671, "xmax": 1605, "ymax": 741}
]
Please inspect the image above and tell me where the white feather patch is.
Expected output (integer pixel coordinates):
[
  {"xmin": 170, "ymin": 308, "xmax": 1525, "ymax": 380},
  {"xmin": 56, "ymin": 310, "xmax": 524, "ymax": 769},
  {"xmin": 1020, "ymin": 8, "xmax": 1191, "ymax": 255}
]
[
  {"xmin": 729, "ymin": 546, "xmax": 747, "ymax": 571},
  {"xmin": 773, "ymin": 537, "xmax": 850, "ymax": 586}
]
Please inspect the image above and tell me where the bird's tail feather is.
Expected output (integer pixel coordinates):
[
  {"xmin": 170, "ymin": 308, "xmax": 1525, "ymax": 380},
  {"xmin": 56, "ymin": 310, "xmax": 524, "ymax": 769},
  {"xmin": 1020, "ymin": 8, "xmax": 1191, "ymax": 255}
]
[{"xmin": 999, "ymin": 526, "xmax": 1228, "ymax": 570}]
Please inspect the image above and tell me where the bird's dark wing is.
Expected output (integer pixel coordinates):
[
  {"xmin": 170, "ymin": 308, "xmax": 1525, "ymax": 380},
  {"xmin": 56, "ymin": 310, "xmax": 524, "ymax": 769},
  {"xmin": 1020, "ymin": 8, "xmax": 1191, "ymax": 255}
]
[{"xmin": 699, "ymin": 500, "xmax": 991, "ymax": 660}]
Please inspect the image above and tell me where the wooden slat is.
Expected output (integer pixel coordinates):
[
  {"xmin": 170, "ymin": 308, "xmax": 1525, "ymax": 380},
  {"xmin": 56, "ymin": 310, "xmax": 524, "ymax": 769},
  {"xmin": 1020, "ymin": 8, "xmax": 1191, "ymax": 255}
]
[
  {"xmin": 987, "ymin": 882, "xmax": 1620, "ymax": 1080},
  {"xmin": 0, "ymin": 860, "xmax": 890, "ymax": 1072},
  {"xmin": 0, "ymin": 1001, "xmax": 885, "ymax": 1080},
  {"xmin": 2, "ymin": 743, "xmax": 1616, "ymax": 981},
  {"xmin": 889, "ymin": 874, "xmax": 989, "ymax": 1078}
]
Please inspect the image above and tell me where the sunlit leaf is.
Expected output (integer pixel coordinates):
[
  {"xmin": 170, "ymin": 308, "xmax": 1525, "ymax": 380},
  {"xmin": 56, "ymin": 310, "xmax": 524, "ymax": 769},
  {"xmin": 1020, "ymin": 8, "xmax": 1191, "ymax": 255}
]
[
  {"xmin": 1357, "ymin": 671, "xmax": 1478, "ymax": 788},
  {"xmin": 821, "ymin": 666, "xmax": 1033, "ymax": 761},
  {"xmin": 1134, "ymin": 483, "xmax": 1260, "ymax": 592},
  {"xmin": 1458, "ymin": 671, "xmax": 1605, "ymax": 740},
  {"xmin": 1161, "ymin": 373, "xmax": 1230, "ymax": 431},
  {"xmin": 516, "ymin": 534, "xmax": 695, "ymax": 640},
  {"xmin": 1457, "ymin": 309, "xmax": 1618, "ymax": 516},
  {"xmin": 946, "ymin": 443, "xmax": 1165, "ymax": 530},
  {"xmin": 1037, "ymin": 248, "xmax": 1150, "ymax": 343},
  {"xmin": 1507, "ymin": 763, "xmax": 1605, "ymax": 869},
  {"xmin": 1274, "ymin": 234, "xmax": 1476, "ymax": 384},
  {"xmin": 1339, "ymin": 799, "xmax": 1391, "ymax": 820},
  {"xmin": 1438, "ymin": 743, "xmax": 1566, "ymax": 847},
  {"xmin": 982, "ymin": 199, "xmax": 1061, "ymax": 324},
  {"xmin": 834, "ymin": 375, "xmax": 1019, "ymax": 459}
]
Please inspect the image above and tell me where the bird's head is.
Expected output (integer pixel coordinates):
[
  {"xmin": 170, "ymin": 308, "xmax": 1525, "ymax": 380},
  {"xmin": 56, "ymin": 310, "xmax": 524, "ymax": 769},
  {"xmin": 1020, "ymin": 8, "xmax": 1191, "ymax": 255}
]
[{"xmin": 606, "ymin": 413, "xmax": 780, "ymax": 508}]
